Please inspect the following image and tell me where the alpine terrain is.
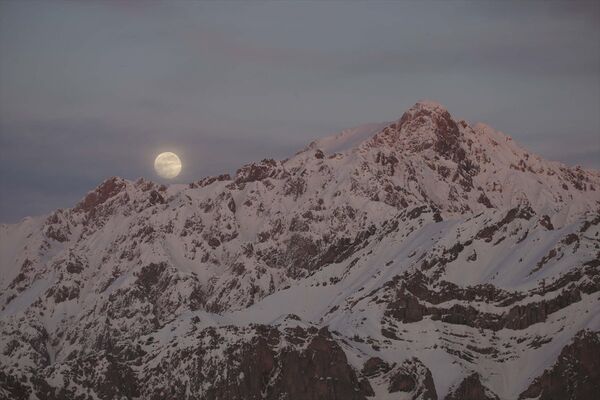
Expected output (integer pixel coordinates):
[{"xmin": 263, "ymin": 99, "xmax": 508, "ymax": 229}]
[{"xmin": 1, "ymin": 101, "xmax": 599, "ymax": 400}]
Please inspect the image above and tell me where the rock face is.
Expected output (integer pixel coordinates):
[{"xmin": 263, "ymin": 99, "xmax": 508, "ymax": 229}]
[
  {"xmin": 1, "ymin": 101, "xmax": 600, "ymax": 399},
  {"xmin": 140, "ymin": 325, "xmax": 369, "ymax": 400},
  {"xmin": 519, "ymin": 330, "xmax": 600, "ymax": 400},
  {"xmin": 388, "ymin": 358, "xmax": 437, "ymax": 400},
  {"xmin": 445, "ymin": 373, "xmax": 499, "ymax": 400}
]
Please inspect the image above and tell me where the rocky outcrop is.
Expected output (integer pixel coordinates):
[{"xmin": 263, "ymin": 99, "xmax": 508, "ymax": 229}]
[
  {"xmin": 0, "ymin": 370, "xmax": 30, "ymax": 400},
  {"xmin": 75, "ymin": 177, "xmax": 126, "ymax": 213},
  {"xmin": 519, "ymin": 330, "xmax": 600, "ymax": 400},
  {"xmin": 384, "ymin": 288, "xmax": 427, "ymax": 323},
  {"xmin": 1, "ymin": 324, "xmax": 370, "ymax": 400},
  {"xmin": 475, "ymin": 206, "xmax": 534, "ymax": 242},
  {"xmin": 234, "ymin": 159, "xmax": 285, "ymax": 184},
  {"xmin": 141, "ymin": 325, "xmax": 369, "ymax": 400},
  {"xmin": 387, "ymin": 358, "xmax": 437, "ymax": 400},
  {"xmin": 362, "ymin": 357, "xmax": 391, "ymax": 377},
  {"xmin": 445, "ymin": 373, "xmax": 499, "ymax": 400},
  {"xmin": 384, "ymin": 272, "xmax": 590, "ymax": 332}
]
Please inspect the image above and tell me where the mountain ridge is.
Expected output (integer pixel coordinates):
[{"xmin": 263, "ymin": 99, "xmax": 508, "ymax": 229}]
[{"xmin": 1, "ymin": 101, "xmax": 599, "ymax": 400}]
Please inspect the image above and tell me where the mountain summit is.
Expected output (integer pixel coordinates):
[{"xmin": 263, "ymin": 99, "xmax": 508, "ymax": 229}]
[{"xmin": 1, "ymin": 102, "xmax": 599, "ymax": 399}]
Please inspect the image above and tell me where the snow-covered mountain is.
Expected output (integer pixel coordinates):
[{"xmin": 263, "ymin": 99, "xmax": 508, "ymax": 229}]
[{"xmin": 1, "ymin": 101, "xmax": 599, "ymax": 400}]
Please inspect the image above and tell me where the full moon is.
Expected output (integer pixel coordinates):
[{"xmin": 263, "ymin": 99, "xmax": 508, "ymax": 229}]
[{"xmin": 154, "ymin": 152, "xmax": 182, "ymax": 179}]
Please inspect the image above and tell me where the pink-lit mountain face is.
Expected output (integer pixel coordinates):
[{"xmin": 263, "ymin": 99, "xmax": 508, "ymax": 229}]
[{"xmin": 1, "ymin": 101, "xmax": 599, "ymax": 400}]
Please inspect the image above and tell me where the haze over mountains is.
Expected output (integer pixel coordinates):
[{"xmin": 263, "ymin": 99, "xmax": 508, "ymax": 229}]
[{"xmin": 1, "ymin": 102, "xmax": 599, "ymax": 399}]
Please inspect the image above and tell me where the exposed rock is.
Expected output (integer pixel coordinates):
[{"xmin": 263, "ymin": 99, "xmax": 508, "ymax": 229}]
[
  {"xmin": 383, "ymin": 271, "xmax": 591, "ymax": 332},
  {"xmin": 148, "ymin": 189, "xmax": 165, "ymax": 205},
  {"xmin": 476, "ymin": 206, "xmax": 535, "ymax": 242},
  {"xmin": 539, "ymin": 215, "xmax": 554, "ymax": 230},
  {"xmin": 503, "ymin": 288, "xmax": 581, "ymax": 330},
  {"xmin": 140, "ymin": 325, "xmax": 368, "ymax": 400},
  {"xmin": 0, "ymin": 370, "xmax": 30, "ymax": 400},
  {"xmin": 519, "ymin": 330, "xmax": 600, "ymax": 400},
  {"xmin": 362, "ymin": 356, "xmax": 391, "ymax": 377},
  {"xmin": 191, "ymin": 173, "xmax": 231, "ymax": 188},
  {"xmin": 389, "ymin": 371, "xmax": 416, "ymax": 392},
  {"xmin": 283, "ymin": 177, "xmax": 306, "ymax": 199},
  {"xmin": 385, "ymin": 289, "xmax": 427, "ymax": 323},
  {"xmin": 75, "ymin": 177, "xmax": 126, "ymax": 213},
  {"xmin": 65, "ymin": 259, "xmax": 85, "ymax": 274},
  {"xmin": 477, "ymin": 193, "xmax": 493, "ymax": 208},
  {"xmin": 387, "ymin": 358, "xmax": 437, "ymax": 400},
  {"xmin": 358, "ymin": 378, "xmax": 375, "ymax": 397},
  {"xmin": 235, "ymin": 159, "xmax": 282, "ymax": 184},
  {"xmin": 445, "ymin": 373, "xmax": 499, "ymax": 400}
]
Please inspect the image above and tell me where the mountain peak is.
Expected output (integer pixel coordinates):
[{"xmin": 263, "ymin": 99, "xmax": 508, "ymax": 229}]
[
  {"xmin": 410, "ymin": 99, "xmax": 448, "ymax": 112},
  {"xmin": 398, "ymin": 100, "xmax": 457, "ymax": 133},
  {"xmin": 396, "ymin": 101, "xmax": 462, "ymax": 157},
  {"xmin": 74, "ymin": 176, "xmax": 127, "ymax": 213},
  {"xmin": 362, "ymin": 100, "xmax": 465, "ymax": 161},
  {"xmin": 3, "ymin": 101, "xmax": 600, "ymax": 400}
]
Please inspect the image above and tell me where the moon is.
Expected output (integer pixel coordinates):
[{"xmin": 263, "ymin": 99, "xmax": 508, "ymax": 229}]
[{"xmin": 154, "ymin": 152, "xmax": 182, "ymax": 179}]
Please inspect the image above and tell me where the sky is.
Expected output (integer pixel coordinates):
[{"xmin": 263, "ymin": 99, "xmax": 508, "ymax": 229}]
[{"xmin": 0, "ymin": 1, "xmax": 599, "ymax": 223}]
